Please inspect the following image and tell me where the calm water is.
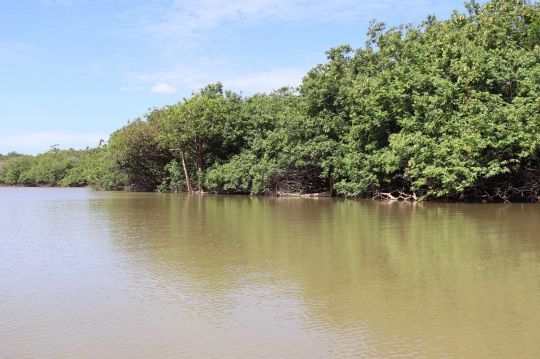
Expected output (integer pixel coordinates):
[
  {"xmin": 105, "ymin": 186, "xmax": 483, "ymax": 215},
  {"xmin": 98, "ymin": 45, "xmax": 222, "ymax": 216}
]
[{"xmin": 1, "ymin": 188, "xmax": 539, "ymax": 358}]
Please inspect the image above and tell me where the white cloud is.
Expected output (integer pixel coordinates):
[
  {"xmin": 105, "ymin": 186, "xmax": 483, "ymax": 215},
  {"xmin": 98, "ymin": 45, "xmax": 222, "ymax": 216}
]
[
  {"xmin": 150, "ymin": 82, "xmax": 178, "ymax": 94},
  {"xmin": 0, "ymin": 130, "xmax": 108, "ymax": 155},
  {"xmin": 119, "ymin": 0, "xmax": 452, "ymax": 95},
  {"xmin": 126, "ymin": 64, "xmax": 307, "ymax": 96},
  {"xmin": 129, "ymin": 0, "xmax": 452, "ymax": 42},
  {"xmin": 139, "ymin": 0, "xmax": 392, "ymax": 39},
  {"xmin": 224, "ymin": 68, "xmax": 307, "ymax": 93}
]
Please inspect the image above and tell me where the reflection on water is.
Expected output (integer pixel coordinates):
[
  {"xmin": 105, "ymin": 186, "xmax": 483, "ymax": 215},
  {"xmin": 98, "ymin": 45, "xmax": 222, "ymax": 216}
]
[{"xmin": 1, "ymin": 188, "xmax": 539, "ymax": 358}]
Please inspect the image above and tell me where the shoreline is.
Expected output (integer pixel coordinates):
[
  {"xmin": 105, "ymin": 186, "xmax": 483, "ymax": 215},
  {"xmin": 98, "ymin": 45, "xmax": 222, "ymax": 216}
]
[{"xmin": 1, "ymin": 184, "xmax": 538, "ymax": 203}]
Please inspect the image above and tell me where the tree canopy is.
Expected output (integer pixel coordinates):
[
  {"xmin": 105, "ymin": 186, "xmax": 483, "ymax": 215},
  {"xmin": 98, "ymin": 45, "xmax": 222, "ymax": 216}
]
[{"xmin": 2, "ymin": 0, "xmax": 539, "ymax": 202}]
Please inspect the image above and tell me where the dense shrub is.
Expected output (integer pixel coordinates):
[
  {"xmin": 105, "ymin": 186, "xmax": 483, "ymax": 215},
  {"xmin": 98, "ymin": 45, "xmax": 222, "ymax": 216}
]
[{"xmin": 2, "ymin": 0, "xmax": 539, "ymax": 201}]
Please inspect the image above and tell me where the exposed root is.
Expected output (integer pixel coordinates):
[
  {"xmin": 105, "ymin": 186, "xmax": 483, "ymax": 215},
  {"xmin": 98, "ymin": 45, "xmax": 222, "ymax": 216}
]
[
  {"xmin": 277, "ymin": 190, "xmax": 333, "ymax": 198},
  {"xmin": 372, "ymin": 189, "xmax": 419, "ymax": 201},
  {"xmin": 468, "ymin": 167, "xmax": 540, "ymax": 203}
]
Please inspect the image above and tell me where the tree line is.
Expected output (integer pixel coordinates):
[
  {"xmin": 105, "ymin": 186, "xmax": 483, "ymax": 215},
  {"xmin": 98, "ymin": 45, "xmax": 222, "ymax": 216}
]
[{"xmin": 1, "ymin": 0, "xmax": 539, "ymax": 201}]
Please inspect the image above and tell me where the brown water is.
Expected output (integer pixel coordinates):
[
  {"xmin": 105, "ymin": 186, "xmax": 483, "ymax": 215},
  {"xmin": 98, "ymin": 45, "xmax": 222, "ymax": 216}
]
[{"xmin": 1, "ymin": 187, "xmax": 539, "ymax": 358}]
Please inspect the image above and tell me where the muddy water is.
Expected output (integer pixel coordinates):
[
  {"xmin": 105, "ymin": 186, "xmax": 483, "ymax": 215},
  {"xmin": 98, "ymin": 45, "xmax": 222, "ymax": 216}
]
[{"xmin": 1, "ymin": 188, "xmax": 539, "ymax": 358}]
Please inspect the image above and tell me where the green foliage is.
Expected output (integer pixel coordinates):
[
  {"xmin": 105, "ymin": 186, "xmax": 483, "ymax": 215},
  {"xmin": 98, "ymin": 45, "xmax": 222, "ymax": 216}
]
[
  {"xmin": 0, "ymin": 155, "xmax": 33, "ymax": 185},
  {"xmin": 329, "ymin": 0, "xmax": 540, "ymax": 200},
  {"xmin": 108, "ymin": 113, "xmax": 173, "ymax": 191},
  {"xmin": 157, "ymin": 160, "xmax": 189, "ymax": 192},
  {"xmin": 0, "ymin": 146, "xmax": 123, "ymax": 190},
  {"xmin": 3, "ymin": 0, "xmax": 539, "ymax": 201},
  {"xmin": 159, "ymin": 82, "xmax": 244, "ymax": 192},
  {"xmin": 62, "ymin": 146, "xmax": 125, "ymax": 190},
  {"xmin": 205, "ymin": 151, "xmax": 258, "ymax": 193},
  {"xmin": 0, "ymin": 149, "xmax": 87, "ymax": 186},
  {"xmin": 205, "ymin": 88, "xmax": 319, "ymax": 194}
]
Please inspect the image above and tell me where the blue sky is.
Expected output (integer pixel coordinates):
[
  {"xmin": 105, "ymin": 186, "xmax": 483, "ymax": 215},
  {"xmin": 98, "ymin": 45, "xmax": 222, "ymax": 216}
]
[{"xmin": 1, "ymin": 0, "xmax": 472, "ymax": 154}]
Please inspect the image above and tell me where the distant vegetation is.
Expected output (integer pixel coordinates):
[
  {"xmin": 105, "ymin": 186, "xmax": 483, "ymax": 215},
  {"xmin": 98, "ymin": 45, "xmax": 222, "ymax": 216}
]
[
  {"xmin": 0, "ymin": 146, "xmax": 121, "ymax": 189},
  {"xmin": 1, "ymin": 0, "xmax": 539, "ymax": 201}
]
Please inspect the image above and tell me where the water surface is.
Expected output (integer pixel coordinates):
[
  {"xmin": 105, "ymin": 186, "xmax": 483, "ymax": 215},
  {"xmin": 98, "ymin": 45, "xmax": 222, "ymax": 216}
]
[{"xmin": 1, "ymin": 188, "xmax": 539, "ymax": 357}]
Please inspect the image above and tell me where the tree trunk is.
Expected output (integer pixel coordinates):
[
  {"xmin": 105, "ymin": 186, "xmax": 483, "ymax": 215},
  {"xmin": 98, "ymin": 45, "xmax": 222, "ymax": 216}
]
[
  {"xmin": 196, "ymin": 151, "xmax": 204, "ymax": 192},
  {"xmin": 179, "ymin": 147, "xmax": 192, "ymax": 193}
]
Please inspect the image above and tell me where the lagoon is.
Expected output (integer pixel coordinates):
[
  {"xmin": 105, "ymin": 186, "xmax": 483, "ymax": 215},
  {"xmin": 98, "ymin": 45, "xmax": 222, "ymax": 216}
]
[{"xmin": 1, "ymin": 187, "xmax": 539, "ymax": 357}]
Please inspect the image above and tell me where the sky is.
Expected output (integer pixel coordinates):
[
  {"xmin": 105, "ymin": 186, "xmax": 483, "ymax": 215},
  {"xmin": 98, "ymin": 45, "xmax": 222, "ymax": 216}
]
[{"xmin": 0, "ymin": 0, "xmax": 473, "ymax": 154}]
